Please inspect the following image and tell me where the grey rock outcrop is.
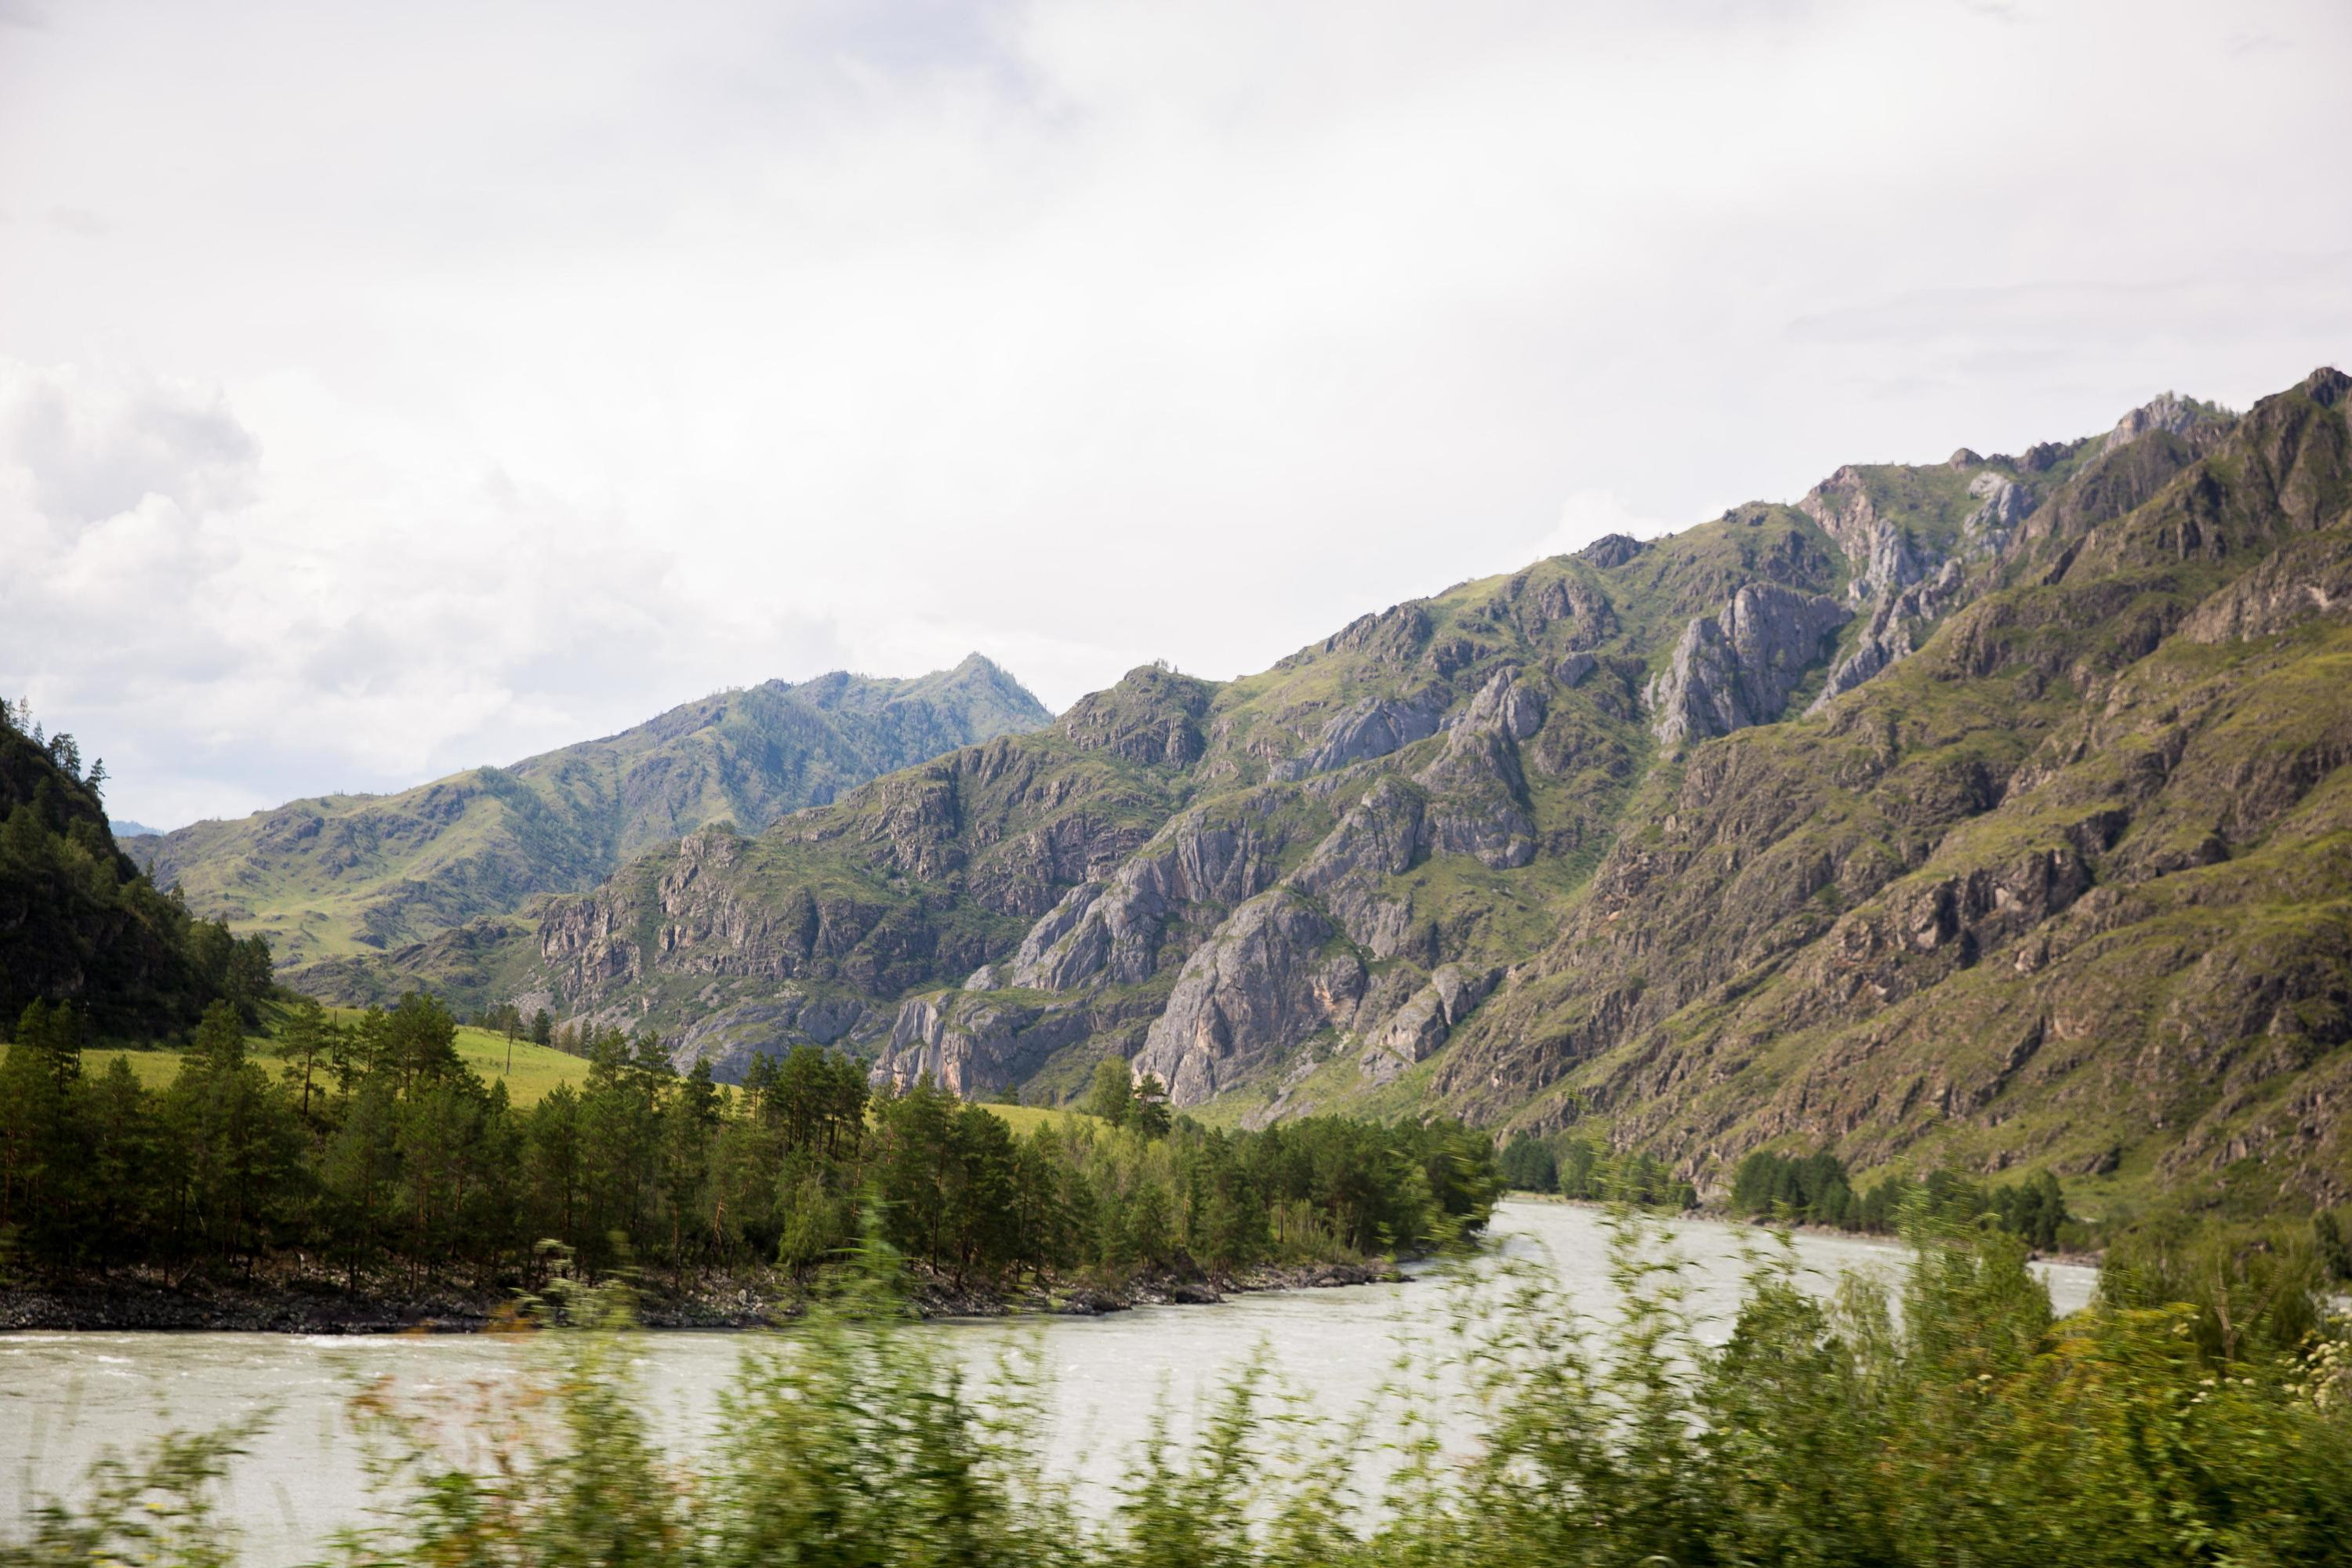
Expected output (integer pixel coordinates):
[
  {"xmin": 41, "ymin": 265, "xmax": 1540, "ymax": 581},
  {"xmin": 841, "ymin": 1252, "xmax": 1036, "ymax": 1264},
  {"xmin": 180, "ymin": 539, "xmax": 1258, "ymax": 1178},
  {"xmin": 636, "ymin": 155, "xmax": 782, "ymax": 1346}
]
[
  {"xmin": 1455, "ymin": 666, "xmax": 1546, "ymax": 740},
  {"xmin": 2183, "ymin": 532, "xmax": 2352, "ymax": 644},
  {"xmin": 1058, "ymin": 666, "xmax": 1212, "ymax": 766},
  {"xmin": 2103, "ymin": 391, "xmax": 2203, "ymax": 453},
  {"xmin": 1414, "ymin": 725, "xmax": 1535, "ymax": 869},
  {"xmin": 1271, "ymin": 687, "xmax": 1450, "ymax": 780},
  {"xmin": 1579, "ymin": 533, "xmax": 1649, "ymax": 569},
  {"xmin": 1290, "ymin": 603, "xmax": 1435, "ymax": 671},
  {"xmin": 1361, "ymin": 963, "xmax": 1498, "ymax": 1083},
  {"xmin": 1006, "ymin": 793, "xmax": 1292, "ymax": 990},
  {"xmin": 670, "ymin": 989, "xmax": 873, "ymax": 1082},
  {"xmin": 1797, "ymin": 464, "xmax": 1938, "ymax": 605},
  {"xmin": 1808, "ymin": 558, "xmax": 1968, "ymax": 714},
  {"xmin": 1646, "ymin": 584, "xmax": 1849, "ymax": 746},
  {"xmin": 1960, "ymin": 470, "xmax": 2033, "ymax": 557},
  {"xmin": 1289, "ymin": 776, "xmax": 1428, "ymax": 956},
  {"xmin": 869, "ymin": 992, "xmax": 1091, "ymax": 1098},
  {"xmin": 1804, "ymin": 472, "xmax": 2031, "ymax": 711},
  {"xmin": 1135, "ymin": 673, "xmax": 1551, "ymax": 1103},
  {"xmin": 1798, "ymin": 466, "xmax": 1881, "ymax": 569},
  {"xmin": 1131, "ymin": 891, "xmax": 1363, "ymax": 1103},
  {"xmin": 1849, "ymin": 519, "xmax": 1930, "ymax": 604},
  {"xmin": 543, "ymin": 825, "xmax": 809, "ymax": 998}
]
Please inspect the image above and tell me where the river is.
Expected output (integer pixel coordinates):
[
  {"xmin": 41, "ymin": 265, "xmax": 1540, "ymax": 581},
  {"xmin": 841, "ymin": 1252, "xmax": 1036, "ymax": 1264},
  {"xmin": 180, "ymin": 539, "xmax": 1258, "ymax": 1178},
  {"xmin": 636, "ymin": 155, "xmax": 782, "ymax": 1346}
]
[{"xmin": 2, "ymin": 1201, "xmax": 2096, "ymax": 1563}]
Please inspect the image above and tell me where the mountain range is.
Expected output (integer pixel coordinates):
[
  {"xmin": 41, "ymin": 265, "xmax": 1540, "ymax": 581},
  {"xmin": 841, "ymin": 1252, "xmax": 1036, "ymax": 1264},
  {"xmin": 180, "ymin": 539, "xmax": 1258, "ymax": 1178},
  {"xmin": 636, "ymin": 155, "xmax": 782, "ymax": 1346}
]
[
  {"xmin": 147, "ymin": 368, "xmax": 2352, "ymax": 1210},
  {"xmin": 132, "ymin": 656, "xmax": 1050, "ymax": 999}
]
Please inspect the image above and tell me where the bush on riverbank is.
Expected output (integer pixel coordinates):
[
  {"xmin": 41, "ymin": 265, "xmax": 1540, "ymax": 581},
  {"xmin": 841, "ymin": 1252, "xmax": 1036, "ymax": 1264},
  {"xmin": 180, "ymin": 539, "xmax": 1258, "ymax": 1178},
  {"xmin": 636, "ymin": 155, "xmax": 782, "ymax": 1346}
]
[{"xmin": 10, "ymin": 1212, "xmax": 2350, "ymax": 1568}]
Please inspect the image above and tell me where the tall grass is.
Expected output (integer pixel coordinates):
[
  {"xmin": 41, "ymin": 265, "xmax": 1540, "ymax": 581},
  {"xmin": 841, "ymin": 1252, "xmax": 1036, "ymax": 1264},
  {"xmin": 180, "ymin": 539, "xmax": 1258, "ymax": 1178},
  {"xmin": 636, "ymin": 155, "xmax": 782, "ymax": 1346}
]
[{"xmin": 9, "ymin": 1213, "xmax": 2350, "ymax": 1568}]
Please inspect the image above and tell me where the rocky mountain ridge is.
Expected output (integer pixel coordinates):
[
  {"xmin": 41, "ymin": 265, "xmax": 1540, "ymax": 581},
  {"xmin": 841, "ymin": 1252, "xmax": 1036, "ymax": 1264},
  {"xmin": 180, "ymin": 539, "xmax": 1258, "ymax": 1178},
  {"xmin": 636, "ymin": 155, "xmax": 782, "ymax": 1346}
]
[{"xmin": 340, "ymin": 371, "xmax": 2351, "ymax": 1210}]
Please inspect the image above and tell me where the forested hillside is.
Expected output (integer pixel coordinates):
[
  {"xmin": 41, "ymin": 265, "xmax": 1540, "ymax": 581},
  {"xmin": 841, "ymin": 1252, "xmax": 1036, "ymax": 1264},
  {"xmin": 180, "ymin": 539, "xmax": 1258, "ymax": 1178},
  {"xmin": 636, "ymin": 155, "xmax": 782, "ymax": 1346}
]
[
  {"xmin": 0, "ymin": 700, "xmax": 264, "ymax": 1036},
  {"xmin": 132, "ymin": 655, "xmax": 1049, "ymax": 985}
]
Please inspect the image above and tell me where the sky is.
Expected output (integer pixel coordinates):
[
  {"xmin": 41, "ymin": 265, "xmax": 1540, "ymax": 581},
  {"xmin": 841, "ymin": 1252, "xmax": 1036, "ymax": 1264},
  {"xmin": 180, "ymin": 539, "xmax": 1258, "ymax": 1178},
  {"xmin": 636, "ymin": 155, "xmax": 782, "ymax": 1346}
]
[{"xmin": 2, "ymin": 0, "xmax": 2349, "ymax": 830}]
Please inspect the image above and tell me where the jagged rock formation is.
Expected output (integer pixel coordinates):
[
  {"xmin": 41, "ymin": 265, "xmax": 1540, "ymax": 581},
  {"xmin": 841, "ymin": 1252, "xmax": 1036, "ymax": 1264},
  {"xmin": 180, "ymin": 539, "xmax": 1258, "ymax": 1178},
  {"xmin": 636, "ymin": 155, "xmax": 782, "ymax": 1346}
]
[
  {"xmin": 136, "ymin": 655, "xmax": 1050, "ymax": 987},
  {"xmin": 309, "ymin": 370, "xmax": 2352, "ymax": 1214},
  {"xmin": 671, "ymin": 988, "xmax": 873, "ymax": 1082},
  {"xmin": 1646, "ymin": 584, "xmax": 1849, "ymax": 746},
  {"xmin": 1809, "ymin": 560, "xmax": 1966, "ymax": 713},
  {"xmin": 867, "ymin": 990, "xmax": 1092, "ymax": 1097}
]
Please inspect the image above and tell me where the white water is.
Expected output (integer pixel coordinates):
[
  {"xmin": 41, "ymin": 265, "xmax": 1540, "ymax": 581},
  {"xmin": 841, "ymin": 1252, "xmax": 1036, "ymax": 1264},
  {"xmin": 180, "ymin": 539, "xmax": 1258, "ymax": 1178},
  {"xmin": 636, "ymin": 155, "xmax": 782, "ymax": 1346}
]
[{"xmin": 2, "ymin": 1201, "xmax": 2095, "ymax": 1564}]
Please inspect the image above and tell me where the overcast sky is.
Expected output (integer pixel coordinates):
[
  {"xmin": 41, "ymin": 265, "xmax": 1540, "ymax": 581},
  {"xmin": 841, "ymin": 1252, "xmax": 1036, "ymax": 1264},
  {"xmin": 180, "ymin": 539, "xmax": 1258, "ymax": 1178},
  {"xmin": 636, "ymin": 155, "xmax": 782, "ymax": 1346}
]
[{"xmin": 4, "ymin": 0, "xmax": 2349, "ymax": 829}]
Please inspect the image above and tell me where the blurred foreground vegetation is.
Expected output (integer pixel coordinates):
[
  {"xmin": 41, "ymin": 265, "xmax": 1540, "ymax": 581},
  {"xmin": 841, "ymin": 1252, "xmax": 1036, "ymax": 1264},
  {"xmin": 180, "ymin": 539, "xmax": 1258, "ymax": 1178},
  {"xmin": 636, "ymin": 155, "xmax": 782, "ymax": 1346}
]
[{"xmin": 7, "ymin": 1210, "xmax": 2350, "ymax": 1568}]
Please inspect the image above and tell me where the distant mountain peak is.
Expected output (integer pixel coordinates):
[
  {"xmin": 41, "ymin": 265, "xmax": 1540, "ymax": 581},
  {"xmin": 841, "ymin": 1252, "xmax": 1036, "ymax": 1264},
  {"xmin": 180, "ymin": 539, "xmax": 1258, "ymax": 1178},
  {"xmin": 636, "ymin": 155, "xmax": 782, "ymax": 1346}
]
[{"xmin": 140, "ymin": 657, "xmax": 1054, "ymax": 976}]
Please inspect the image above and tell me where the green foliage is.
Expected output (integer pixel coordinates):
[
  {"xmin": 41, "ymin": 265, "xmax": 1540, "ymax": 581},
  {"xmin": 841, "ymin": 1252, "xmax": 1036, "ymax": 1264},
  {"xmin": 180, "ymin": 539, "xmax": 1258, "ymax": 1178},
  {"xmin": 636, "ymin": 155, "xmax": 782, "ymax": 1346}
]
[
  {"xmin": 861, "ymin": 1078, "xmax": 1494, "ymax": 1283},
  {"xmin": 1083, "ymin": 1058, "xmax": 1134, "ymax": 1127},
  {"xmin": 2318, "ymin": 1209, "xmax": 2352, "ymax": 1284},
  {"xmin": 1730, "ymin": 1147, "xmax": 2073, "ymax": 1248},
  {"xmin": 1499, "ymin": 1131, "xmax": 1557, "ymax": 1192},
  {"xmin": 1494, "ymin": 1132, "xmax": 1693, "ymax": 1208},
  {"xmin": 2100, "ymin": 1210, "xmax": 2332, "ymax": 1365}
]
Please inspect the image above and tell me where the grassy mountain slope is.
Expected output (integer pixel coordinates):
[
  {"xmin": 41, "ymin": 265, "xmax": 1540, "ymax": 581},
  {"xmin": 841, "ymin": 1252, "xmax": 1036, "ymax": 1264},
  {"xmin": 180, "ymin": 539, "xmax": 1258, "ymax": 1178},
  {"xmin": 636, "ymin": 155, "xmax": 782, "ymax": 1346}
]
[{"xmin": 134, "ymin": 655, "xmax": 1049, "ymax": 982}]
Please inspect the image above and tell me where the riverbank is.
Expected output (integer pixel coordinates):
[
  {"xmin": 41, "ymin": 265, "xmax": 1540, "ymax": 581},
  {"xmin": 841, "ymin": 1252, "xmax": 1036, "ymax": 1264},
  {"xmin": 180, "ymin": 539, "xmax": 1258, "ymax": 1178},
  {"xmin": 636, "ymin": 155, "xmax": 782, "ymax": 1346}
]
[{"xmin": 0, "ymin": 1257, "xmax": 1404, "ymax": 1333}]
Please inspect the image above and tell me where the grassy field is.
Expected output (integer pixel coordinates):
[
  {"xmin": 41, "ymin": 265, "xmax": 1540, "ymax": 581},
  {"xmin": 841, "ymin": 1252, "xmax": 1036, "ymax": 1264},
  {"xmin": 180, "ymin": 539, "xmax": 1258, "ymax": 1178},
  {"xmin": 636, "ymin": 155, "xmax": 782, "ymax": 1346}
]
[
  {"xmin": 82, "ymin": 1018, "xmax": 594, "ymax": 1108},
  {"xmin": 969, "ymin": 1102, "xmax": 1102, "ymax": 1137},
  {"xmin": 448, "ymin": 1025, "xmax": 594, "ymax": 1103},
  {"xmin": 81, "ymin": 1017, "xmax": 1102, "ymax": 1126}
]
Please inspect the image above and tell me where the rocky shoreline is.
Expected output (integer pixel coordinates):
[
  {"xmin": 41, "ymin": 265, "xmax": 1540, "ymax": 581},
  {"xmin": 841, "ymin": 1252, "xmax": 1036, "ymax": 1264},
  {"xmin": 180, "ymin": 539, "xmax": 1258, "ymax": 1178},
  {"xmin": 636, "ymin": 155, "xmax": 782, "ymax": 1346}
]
[{"xmin": 0, "ymin": 1258, "xmax": 1403, "ymax": 1334}]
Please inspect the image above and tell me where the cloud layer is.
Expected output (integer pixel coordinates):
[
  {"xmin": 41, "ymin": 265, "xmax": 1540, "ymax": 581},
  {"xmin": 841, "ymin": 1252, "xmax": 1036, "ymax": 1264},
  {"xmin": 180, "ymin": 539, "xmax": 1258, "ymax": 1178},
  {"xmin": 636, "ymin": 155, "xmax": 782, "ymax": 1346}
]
[{"xmin": 2, "ymin": 0, "xmax": 2348, "ymax": 826}]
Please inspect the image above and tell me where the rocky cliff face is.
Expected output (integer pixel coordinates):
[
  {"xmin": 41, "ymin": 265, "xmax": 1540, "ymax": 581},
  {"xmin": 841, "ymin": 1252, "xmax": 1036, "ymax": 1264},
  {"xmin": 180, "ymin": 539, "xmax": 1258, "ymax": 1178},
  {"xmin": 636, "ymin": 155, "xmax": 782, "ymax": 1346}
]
[
  {"xmin": 1646, "ymin": 584, "xmax": 1849, "ymax": 746},
  {"xmin": 415, "ymin": 370, "xmax": 2352, "ymax": 1212}
]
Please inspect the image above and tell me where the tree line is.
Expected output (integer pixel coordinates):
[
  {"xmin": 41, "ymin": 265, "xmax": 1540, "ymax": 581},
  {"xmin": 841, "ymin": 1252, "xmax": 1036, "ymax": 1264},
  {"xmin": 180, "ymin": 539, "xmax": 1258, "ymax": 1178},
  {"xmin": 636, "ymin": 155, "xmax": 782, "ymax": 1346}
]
[
  {"xmin": 1497, "ymin": 1131, "xmax": 2078, "ymax": 1250},
  {"xmin": 1497, "ymin": 1131, "xmax": 1698, "ymax": 1209},
  {"xmin": 1726, "ymin": 1145, "xmax": 2075, "ymax": 1248},
  {"xmin": 0, "ymin": 994, "xmax": 1498, "ymax": 1295}
]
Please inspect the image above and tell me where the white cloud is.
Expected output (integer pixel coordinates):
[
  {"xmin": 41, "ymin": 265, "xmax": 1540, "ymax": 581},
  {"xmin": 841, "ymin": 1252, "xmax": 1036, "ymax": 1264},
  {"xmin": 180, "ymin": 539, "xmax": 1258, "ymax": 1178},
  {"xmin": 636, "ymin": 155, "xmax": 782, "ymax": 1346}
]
[{"xmin": 1, "ymin": 0, "xmax": 2348, "ymax": 826}]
